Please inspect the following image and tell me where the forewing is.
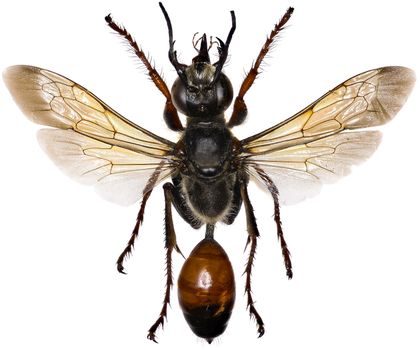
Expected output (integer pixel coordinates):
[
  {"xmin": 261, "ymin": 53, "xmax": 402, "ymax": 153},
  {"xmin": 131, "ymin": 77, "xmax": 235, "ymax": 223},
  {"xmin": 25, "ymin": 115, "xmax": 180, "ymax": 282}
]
[
  {"xmin": 241, "ymin": 66, "xmax": 415, "ymax": 205},
  {"xmin": 243, "ymin": 67, "xmax": 415, "ymax": 153},
  {"xmin": 4, "ymin": 65, "xmax": 177, "ymax": 205}
]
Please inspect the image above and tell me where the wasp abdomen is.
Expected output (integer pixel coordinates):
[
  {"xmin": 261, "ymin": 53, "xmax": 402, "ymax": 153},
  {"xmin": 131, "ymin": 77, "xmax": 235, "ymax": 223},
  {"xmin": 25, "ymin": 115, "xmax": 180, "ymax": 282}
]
[{"xmin": 178, "ymin": 238, "xmax": 235, "ymax": 344}]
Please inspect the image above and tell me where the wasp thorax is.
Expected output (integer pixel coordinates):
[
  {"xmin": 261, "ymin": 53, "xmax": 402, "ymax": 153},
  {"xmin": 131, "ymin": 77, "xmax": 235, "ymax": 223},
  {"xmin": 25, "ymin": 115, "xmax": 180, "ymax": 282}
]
[{"xmin": 178, "ymin": 238, "xmax": 235, "ymax": 344}]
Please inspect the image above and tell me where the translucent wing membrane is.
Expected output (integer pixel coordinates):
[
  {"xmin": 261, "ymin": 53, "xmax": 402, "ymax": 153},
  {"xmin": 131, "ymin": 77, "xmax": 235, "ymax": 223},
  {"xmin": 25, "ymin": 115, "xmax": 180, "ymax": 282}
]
[
  {"xmin": 246, "ymin": 131, "xmax": 381, "ymax": 204},
  {"xmin": 38, "ymin": 129, "xmax": 173, "ymax": 205},
  {"xmin": 241, "ymin": 67, "xmax": 415, "ymax": 205},
  {"xmin": 4, "ymin": 65, "xmax": 176, "ymax": 205}
]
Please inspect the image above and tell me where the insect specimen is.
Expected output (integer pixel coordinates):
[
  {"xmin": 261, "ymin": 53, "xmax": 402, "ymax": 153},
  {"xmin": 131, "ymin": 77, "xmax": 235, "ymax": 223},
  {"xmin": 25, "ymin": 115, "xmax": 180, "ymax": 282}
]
[{"xmin": 3, "ymin": 2, "xmax": 415, "ymax": 344}]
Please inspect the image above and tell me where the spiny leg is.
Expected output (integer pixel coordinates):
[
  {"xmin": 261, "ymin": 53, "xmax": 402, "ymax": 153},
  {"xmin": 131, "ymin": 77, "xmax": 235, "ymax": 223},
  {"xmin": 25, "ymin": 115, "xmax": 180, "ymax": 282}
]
[
  {"xmin": 116, "ymin": 165, "xmax": 165, "ymax": 274},
  {"xmin": 256, "ymin": 167, "xmax": 292, "ymax": 279},
  {"xmin": 116, "ymin": 189, "xmax": 153, "ymax": 274},
  {"xmin": 105, "ymin": 14, "xmax": 183, "ymax": 131},
  {"xmin": 240, "ymin": 182, "xmax": 265, "ymax": 337},
  {"xmin": 228, "ymin": 7, "xmax": 294, "ymax": 127},
  {"xmin": 147, "ymin": 182, "xmax": 182, "ymax": 342}
]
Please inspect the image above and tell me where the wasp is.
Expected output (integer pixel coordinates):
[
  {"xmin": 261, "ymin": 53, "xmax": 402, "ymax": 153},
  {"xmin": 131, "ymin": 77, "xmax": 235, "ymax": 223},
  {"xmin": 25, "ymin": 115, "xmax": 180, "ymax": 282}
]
[{"xmin": 3, "ymin": 2, "xmax": 415, "ymax": 344}]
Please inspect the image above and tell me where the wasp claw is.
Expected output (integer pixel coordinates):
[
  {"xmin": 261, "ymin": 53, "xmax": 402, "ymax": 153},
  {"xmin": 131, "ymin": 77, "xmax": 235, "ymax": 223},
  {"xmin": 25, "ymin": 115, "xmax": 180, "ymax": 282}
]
[
  {"xmin": 257, "ymin": 325, "xmax": 265, "ymax": 338},
  {"xmin": 147, "ymin": 333, "xmax": 159, "ymax": 343},
  {"xmin": 117, "ymin": 264, "xmax": 127, "ymax": 274}
]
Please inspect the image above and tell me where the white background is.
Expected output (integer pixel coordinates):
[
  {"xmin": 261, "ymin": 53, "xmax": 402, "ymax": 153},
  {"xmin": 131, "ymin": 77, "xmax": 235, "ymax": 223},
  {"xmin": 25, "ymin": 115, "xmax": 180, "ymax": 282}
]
[{"xmin": 1, "ymin": 0, "xmax": 419, "ymax": 349}]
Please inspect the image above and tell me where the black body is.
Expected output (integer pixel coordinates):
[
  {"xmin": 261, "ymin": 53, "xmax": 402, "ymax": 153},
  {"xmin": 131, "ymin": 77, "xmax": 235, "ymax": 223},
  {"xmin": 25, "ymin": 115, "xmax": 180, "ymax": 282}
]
[
  {"xmin": 166, "ymin": 11, "xmax": 242, "ymax": 228},
  {"xmin": 178, "ymin": 121, "xmax": 241, "ymax": 225},
  {"xmin": 108, "ymin": 2, "xmax": 294, "ymax": 342}
]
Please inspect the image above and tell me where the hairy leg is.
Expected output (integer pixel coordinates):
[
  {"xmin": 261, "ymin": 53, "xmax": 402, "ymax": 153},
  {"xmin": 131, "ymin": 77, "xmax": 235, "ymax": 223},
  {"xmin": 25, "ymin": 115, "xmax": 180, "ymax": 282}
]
[
  {"xmin": 228, "ymin": 7, "xmax": 294, "ymax": 127},
  {"xmin": 240, "ymin": 182, "xmax": 265, "ymax": 337}
]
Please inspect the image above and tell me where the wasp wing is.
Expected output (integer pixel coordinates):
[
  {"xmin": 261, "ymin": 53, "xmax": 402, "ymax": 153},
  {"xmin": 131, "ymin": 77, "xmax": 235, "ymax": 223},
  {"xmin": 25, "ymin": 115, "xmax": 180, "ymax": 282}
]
[
  {"xmin": 4, "ymin": 65, "xmax": 176, "ymax": 205},
  {"xmin": 241, "ymin": 66, "xmax": 415, "ymax": 205}
]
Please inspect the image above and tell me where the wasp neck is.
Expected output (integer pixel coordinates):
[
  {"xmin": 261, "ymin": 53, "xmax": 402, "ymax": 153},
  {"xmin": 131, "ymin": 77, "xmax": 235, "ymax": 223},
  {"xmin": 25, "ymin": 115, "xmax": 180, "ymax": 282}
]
[{"xmin": 186, "ymin": 114, "xmax": 226, "ymax": 127}]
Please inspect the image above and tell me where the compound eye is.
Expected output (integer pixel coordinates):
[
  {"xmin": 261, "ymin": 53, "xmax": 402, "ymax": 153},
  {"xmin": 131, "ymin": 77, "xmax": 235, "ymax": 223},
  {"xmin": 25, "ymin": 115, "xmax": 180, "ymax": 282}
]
[
  {"xmin": 171, "ymin": 77, "xmax": 188, "ymax": 115},
  {"xmin": 215, "ymin": 74, "xmax": 233, "ymax": 112}
]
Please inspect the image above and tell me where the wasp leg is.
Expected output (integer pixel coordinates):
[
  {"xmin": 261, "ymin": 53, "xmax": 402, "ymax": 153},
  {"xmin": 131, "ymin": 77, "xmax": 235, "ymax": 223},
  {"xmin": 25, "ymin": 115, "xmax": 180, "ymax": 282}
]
[
  {"xmin": 271, "ymin": 192, "xmax": 292, "ymax": 279},
  {"xmin": 255, "ymin": 167, "xmax": 292, "ymax": 279},
  {"xmin": 228, "ymin": 7, "xmax": 294, "ymax": 128},
  {"xmin": 116, "ymin": 189, "xmax": 153, "ymax": 274},
  {"xmin": 105, "ymin": 14, "xmax": 183, "ymax": 131},
  {"xmin": 147, "ymin": 182, "xmax": 182, "ymax": 342},
  {"xmin": 116, "ymin": 164, "xmax": 167, "ymax": 274},
  {"xmin": 240, "ymin": 182, "xmax": 265, "ymax": 337}
]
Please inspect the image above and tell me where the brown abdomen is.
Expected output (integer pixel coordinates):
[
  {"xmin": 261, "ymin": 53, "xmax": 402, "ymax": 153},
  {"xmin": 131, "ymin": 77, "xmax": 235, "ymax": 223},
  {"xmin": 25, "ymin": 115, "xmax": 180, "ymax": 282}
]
[{"xmin": 178, "ymin": 238, "xmax": 235, "ymax": 344}]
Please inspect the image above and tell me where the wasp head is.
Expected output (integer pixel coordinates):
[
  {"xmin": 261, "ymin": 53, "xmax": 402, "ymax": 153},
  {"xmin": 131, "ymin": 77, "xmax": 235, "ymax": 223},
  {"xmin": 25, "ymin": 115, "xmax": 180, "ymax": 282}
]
[
  {"xmin": 160, "ymin": 3, "xmax": 235, "ymax": 120},
  {"xmin": 171, "ymin": 33, "xmax": 233, "ymax": 119}
]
